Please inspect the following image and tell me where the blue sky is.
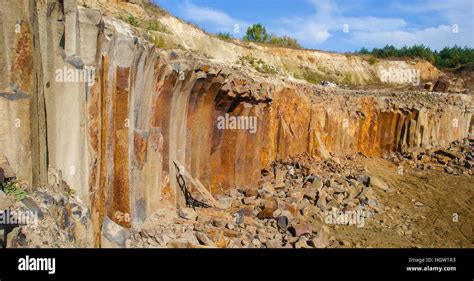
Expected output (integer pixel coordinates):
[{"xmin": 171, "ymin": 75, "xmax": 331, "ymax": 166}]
[{"xmin": 154, "ymin": 0, "xmax": 473, "ymax": 52}]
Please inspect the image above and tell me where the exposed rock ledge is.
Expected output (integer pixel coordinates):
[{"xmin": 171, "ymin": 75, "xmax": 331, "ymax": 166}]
[{"xmin": 0, "ymin": 0, "xmax": 471, "ymax": 246}]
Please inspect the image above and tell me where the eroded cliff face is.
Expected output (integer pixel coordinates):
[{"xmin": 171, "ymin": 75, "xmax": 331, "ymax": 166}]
[
  {"xmin": 0, "ymin": 0, "xmax": 48, "ymax": 188},
  {"xmin": 0, "ymin": 0, "xmax": 472, "ymax": 247}
]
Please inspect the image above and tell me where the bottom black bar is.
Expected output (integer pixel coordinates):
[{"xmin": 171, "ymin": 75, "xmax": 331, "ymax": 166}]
[{"xmin": 0, "ymin": 249, "xmax": 472, "ymax": 281}]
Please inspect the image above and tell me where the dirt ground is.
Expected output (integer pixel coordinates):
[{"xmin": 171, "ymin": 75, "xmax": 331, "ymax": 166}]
[{"xmin": 331, "ymin": 157, "xmax": 473, "ymax": 248}]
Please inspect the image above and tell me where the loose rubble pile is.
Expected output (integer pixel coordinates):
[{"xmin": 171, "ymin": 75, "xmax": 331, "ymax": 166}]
[
  {"xmin": 390, "ymin": 138, "xmax": 474, "ymax": 176},
  {"xmin": 7, "ymin": 185, "xmax": 92, "ymax": 248},
  {"xmin": 3, "ymin": 138, "xmax": 472, "ymax": 248},
  {"xmin": 128, "ymin": 154, "xmax": 382, "ymax": 248},
  {"xmin": 1, "ymin": 158, "xmax": 92, "ymax": 248}
]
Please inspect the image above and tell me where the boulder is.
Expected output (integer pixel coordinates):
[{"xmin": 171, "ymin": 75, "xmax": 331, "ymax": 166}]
[
  {"xmin": 265, "ymin": 239, "xmax": 282, "ymax": 248},
  {"xmin": 370, "ymin": 176, "xmax": 389, "ymax": 191},
  {"xmin": 217, "ymin": 197, "xmax": 233, "ymax": 209},
  {"xmin": 195, "ymin": 232, "xmax": 217, "ymax": 247},
  {"xmin": 303, "ymin": 187, "xmax": 318, "ymax": 201},
  {"xmin": 288, "ymin": 222, "xmax": 311, "ymax": 237},
  {"xmin": 243, "ymin": 189, "xmax": 258, "ymax": 197},
  {"xmin": 309, "ymin": 226, "xmax": 330, "ymax": 248},
  {"xmin": 0, "ymin": 157, "xmax": 15, "ymax": 179},
  {"xmin": 0, "ymin": 191, "xmax": 13, "ymax": 211},
  {"xmin": 259, "ymin": 182, "xmax": 275, "ymax": 198},
  {"xmin": 444, "ymin": 166, "xmax": 454, "ymax": 174},
  {"xmin": 356, "ymin": 175, "xmax": 370, "ymax": 187},
  {"xmin": 294, "ymin": 237, "xmax": 311, "ymax": 249},
  {"xmin": 101, "ymin": 217, "xmax": 131, "ymax": 248},
  {"xmin": 421, "ymin": 155, "xmax": 431, "ymax": 163},
  {"xmin": 180, "ymin": 231, "xmax": 201, "ymax": 247},
  {"xmin": 257, "ymin": 198, "xmax": 278, "ymax": 219},
  {"xmin": 195, "ymin": 208, "xmax": 232, "ymax": 222},
  {"xmin": 178, "ymin": 207, "xmax": 197, "ymax": 221},
  {"xmin": 167, "ymin": 238, "xmax": 190, "ymax": 248},
  {"xmin": 276, "ymin": 216, "xmax": 289, "ymax": 231},
  {"xmin": 273, "ymin": 168, "xmax": 286, "ymax": 189},
  {"xmin": 312, "ymin": 179, "xmax": 324, "ymax": 190}
]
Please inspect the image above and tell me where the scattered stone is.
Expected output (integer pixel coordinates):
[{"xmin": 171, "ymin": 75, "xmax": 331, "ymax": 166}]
[
  {"xmin": 101, "ymin": 217, "xmax": 131, "ymax": 248},
  {"xmin": 303, "ymin": 187, "xmax": 318, "ymax": 201},
  {"xmin": 167, "ymin": 238, "xmax": 190, "ymax": 248},
  {"xmin": 312, "ymin": 179, "xmax": 324, "ymax": 190},
  {"xmin": 310, "ymin": 226, "xmax": 330, "ymax": 248},
  {"xmin": 414, "ymin": 201, "xmax": 424, "ymax": 207},
  {"xmin": 178, "ymin": 207, "xmax": 197, "ymax": 221},
  {"xmin": 217, "ymin": 197, "xmax": 233, "ymax": 209},
  {"xmin": 276, "ymin": 216, "xmax": 289, "ymax": 231},
  {"xmin": 272, "ymin": 208, "xmax": 282, "ymax": 218},
  {"xmin": 259, "ymin": 182, "xmax": 275, "ymax": 198},
  {"xmin": 229, "ymin": 188, "xmax": 239, "ymax": 198},
  {"xmin": 195, "ymin": 232, "xmax": 216, "ymax": 247},
  {"xmin": 252, "ymin": 238, "xmax": 262, "ymax": 248},
  {"xmin": 444, "ymin": 166, "xmax": 454, "ymax": 174},
  {"xmin": 0, "ymin": 191, "xmax": 14, "ymax": 211},
  {"xmin": 233, "ymin": 211, "xmax": 244, "ymax": 225},
  {"xmin": 288, "ymin": 222, "xmax": 311, "ymax": 237},
  {"xmin": 368, "ymin": 198, "xmax": 378, "ymax": 208},
  {"xmin": 243, "ymin": 189, "xmax": 258, "ymax": 197},
  {"xmin": 294, "ymin": 237, "xmax": 311, "ymax": 249},
  {"xmin": 274, "ymin": 168, "xmax": 286, "ymax": 189},
  {"xmin": 257, "ymin": 198, "xmax": 278, "ymax": 219},
  {"xmin": 370, "ymin": 176, "xmax": 389, "ymax": 191},
  {"xmin": 0, "ymin": 156, "xmax": 15, "ymax": 179},
  {"xmin": 180, "ymin": 231, "xmax": 201, "ymax": 247},
  {"xmin": 421, "ymin": 155, "xmax": 431, "ymax": 163},
  {"xmin": 213, "ymin": 218, "xmax": 226, "ymax": 228},
  {"xmin": 265, "ymin": 239, "xmax": 282, "ymax": 248},
  {"xmin": 154, "ymin": 234, "xmax": 172, "ymax": 246},
  {"xmin": 356, "ymin": 175, "xmax": 370, "ymax": 187},
  {"xmin": 341, "ymin": 240, "xmax": 351, "ymax": 247}
]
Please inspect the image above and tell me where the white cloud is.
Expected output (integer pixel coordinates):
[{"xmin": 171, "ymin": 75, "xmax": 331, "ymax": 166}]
[
  {"xmin": 394, "ymin": 0, "xmax": 473, "ymax": 24},
  {"xmin": 179, "ymin": 0, "xmax": 248, "ymax": 33},
  {"xmin": 170, "ymin": 0, "xmax": 472, "ymax": 49},
  {"xmin": 353, "ymin": 24, "xmax": 469, "ymax": 50},
  {"xmin": 274, "ymin": 0, "xmax": 472, "ymax": 49},
  {"xmin": 275, "ymin": 0, "xmax": 408, "ymax": 46}
]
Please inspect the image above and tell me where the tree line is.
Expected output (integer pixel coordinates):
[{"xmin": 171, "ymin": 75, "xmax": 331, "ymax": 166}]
[
  {"xmin": 217, "ymin": 23, "xmax": 473, "ymax": 71},
  {"xmin": 357, "ymin": 45, "xmax": 474, "ymax": 70}
]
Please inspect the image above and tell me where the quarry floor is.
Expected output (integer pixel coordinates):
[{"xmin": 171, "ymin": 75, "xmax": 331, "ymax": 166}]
[
  {"xmin": 333, "ymin": 157, "xmax": 473, "ymax": 248},
  {"xmin": 4, "ymin": 145, "xmax": 473, "ymax": 249}
]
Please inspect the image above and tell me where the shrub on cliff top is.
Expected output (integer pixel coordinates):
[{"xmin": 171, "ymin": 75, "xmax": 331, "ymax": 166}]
[
  {"xmin": 244, "ymin": 23, "xmax": 301, "ymax": 49},
  {"xmin": 357, "ymin": 45, "xmax": 474, "ymax": 70},
  {"xmin": 118, "ymin": 14, "xmax": 140, "ymax": 27},
  {"xmin": 146, "ymin": 20, "xmax": 169, "ymax": 33},
  {"xmin": 216, "ymin": 32, "xmax": 233, "ymax": 40}
]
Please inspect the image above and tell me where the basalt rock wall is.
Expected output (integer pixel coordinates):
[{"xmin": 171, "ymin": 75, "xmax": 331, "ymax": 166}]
[{"xmin": 0, "ymin": 1, "xmax": 472, "ymax": 247}]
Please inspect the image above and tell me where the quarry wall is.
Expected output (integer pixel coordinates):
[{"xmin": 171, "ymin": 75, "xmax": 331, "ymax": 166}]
[{"xmin": 0, "ymin": 0, "xmax": 472, "ymax": 246}]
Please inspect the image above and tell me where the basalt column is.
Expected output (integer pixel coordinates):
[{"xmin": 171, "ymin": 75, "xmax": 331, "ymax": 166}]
[{"xmin": 0, "ymin": 0, "xmax": 48, "ymax": 187}]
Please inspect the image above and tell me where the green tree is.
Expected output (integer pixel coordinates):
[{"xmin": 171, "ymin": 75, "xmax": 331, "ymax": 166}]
[
  {"xmin": 243, "ymin": 23, "xmax": 269, "ymax": 43},
  {"xmin": 217, "ymin": 32, "xmax": 232, "ymax": 40},
  {"xmin": 268, "ymin": 34, "xmax": 301, "ymax": 48},
  {"xmin": 359, "ymin": 47, "xmax": 369, "ymax": 54},
  {"xmin": 357, "ymin": 45, "xmax": 474, "ymax": 69}
]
